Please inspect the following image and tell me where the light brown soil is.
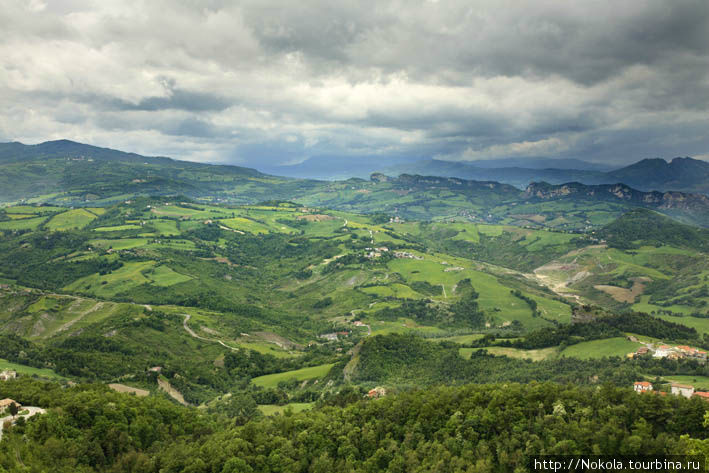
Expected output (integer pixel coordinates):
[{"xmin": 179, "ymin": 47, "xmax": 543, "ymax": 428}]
[
  {"xmin": 296, "ymin": 214, "xmax": 334, "ymax": 222},
  {"xmin": 108, "ymin": 383, "xmax": 149, "ymax": 397}
]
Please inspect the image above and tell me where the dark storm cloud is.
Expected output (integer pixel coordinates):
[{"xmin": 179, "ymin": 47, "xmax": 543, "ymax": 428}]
[
  {"xmin": 117, "ymin": 90, "xmax": 232, "ymax": 113},
  {"xmin": 0, "ymin": 0, "xmax": 707, "ymax": 166}
]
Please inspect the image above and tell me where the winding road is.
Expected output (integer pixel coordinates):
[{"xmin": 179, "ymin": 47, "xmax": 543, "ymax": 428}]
[
  {"xmin": 182, "ymin": 314, "xmax": 239, "ymax": 351},
  {"xmin": 0, "ymin": 407, "xmax": 45, "ymax": 441}
]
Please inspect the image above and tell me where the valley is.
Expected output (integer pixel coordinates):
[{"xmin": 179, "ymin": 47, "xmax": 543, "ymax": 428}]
[{"xmin": 1, "ymin": 142, "xmax": 709, "ymax": 471}]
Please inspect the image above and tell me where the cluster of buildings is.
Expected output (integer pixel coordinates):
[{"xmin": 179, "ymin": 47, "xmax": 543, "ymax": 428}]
[
  {"xmin": 392, "ymin": 251, "xmax": 423, "ymax": 260},
  {"xmin": 628, "ymin": 342, "xmax": 707, "ymax": 363},
  {"xmin": 319, "ymin": 331, "xmax": 350, "ymax": 342},
  {"xmin": 634, "ymin": 381, "xmax": 709, "ymax": 400},
  {"xmin": 365, "ymin": 247, "xmax": 390, "ymax": 259},
  {"xmin": 363, "ymin": 246, "xmax": 425, "ymax": 261}
]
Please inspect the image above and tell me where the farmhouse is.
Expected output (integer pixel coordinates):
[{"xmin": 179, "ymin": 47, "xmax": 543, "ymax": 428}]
[
  {"xmin": 0, "ymin": 370, "xmax": 17, "ymax": 381},
  {"xmin": 0, "ymin": 398, "xmax": 20, "ymax": 410},
  {"xmin": 692, "ymin": 351, "xmax": 707, "ymax": 362},
  {"xmin": 635, "ymin": 347, "xmax": 649, "ymax": 357},
  {"xmin": 693, "ymin": 392, "xmax": 709, "ymax": 401},
  {"xmin": 671, "ymin": 383, "xmax": 695, "ymax": 398},
  {"xmin": 393, "ymin": 251, "xmax": 423, "ymax": 260},
  {"xmin": 633, "ymin": 381, "xmax": 652, "ymax": 393},
  {"xmin": 368, "ymin": 387, "xmax": 387, "ymax": 399},
  {"xmin": 319, "ymin": 333, "xmax": 338, "ymax": 342},
  {"xmin": 653, "ymin": 345, "xmax": 673, "ymax": 358}
]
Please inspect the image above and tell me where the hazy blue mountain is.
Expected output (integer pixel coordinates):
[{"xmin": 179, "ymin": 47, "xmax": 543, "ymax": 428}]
[
  {"xmin": 463, "ymin": 157, "xmax": 613, "ymax": 171},
  {"xmin": 379, "ymin": 157, "xmax": 709, "ymax": 194},
  {"xmin": 606, "ymin": 157, "xmax": 709, "ymax": 194},
  {"xmin": 378, "ymin": 159, "xmax": 610, "ymax": 189},
  {"xmin": 263, "ymin": 155, "xmax": 421, "ymax": 180}
]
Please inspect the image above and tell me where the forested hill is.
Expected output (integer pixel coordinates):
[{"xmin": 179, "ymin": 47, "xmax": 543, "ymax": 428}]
[
  {"xmin": 1, "ymin": 377, "xmax": 708, "ymax": 472},
  {"xmin": 0, "ymin": 140, "xmax": 321, "ymax": 204},
  {"xmin": 599, "ymin": 208, "xmax": 709, "ymax": 251}
]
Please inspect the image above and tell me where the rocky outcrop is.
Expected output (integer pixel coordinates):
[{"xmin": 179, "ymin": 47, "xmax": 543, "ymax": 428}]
[{"xmin": 525, "ymin": 181, "xmax": 709, "ymax": 212}]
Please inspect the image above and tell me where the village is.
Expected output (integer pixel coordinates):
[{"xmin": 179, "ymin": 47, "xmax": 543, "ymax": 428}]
[
  {"xmin": 630, "ymin": 341, "xmax": 709, "ymax": 400},
  {"xmin": 633, "ymin": 381, "xmax": 709, "ymax": 401},
  {"xmin": 364, "ymin": 246, "xmax": 424, "ymax": 260},
  {"xmin": 626, "ymin": 338, "xmax": 708, "ymax": 362}
]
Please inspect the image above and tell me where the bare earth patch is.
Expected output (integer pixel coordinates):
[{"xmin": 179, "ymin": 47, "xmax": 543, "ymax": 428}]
[
  {"xmin": 250, "ymin": 331, "xmax": 304, "ymax": 350},
  {"xmin": 158, "ymin": 378, "xmax": 188, "ymax": 405},
  {"xmin": 296, "ymin": 214, "xmax": 334, "ymax": 222},
  {"xmin": 594, "ymin": 278, "xmax": 649, "ymax": 303},
  {"xmin": 109, "ymin": 383, "xmax": 149, "ymax": 397}
]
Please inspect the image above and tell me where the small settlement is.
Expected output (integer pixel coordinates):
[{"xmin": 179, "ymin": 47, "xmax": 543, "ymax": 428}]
[
  {"xmin": 633, "ymin": 381, "xmax": 709, "ymax": 400},
  {"xmin": 631, "ymin": 341, "xmax": 709, "ymax": 400},
  {"xmin": 627, "ymin": 342, "xmax": 707, "ymax": 362}
]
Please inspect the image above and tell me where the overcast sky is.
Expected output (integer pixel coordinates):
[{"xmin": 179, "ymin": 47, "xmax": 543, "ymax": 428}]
[{"xmin": 1, "ymin": 0, "xmax": 708, "ymax": 168}]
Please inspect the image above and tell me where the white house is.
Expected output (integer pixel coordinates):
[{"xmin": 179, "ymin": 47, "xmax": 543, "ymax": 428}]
[
  {"xmin": 0, "ymin": 370, "xmax": 16, "ymax": 381},
  {"xmin": 634, "ymin": 381, "xmax": 653, "ymax": 393},
  {"xmin": 671, "ymin": 383, "xmax": 695, "ymax": 398},
  {"xmin": 653, "ymin": 345, "xmax": 673, "ymax": 358}
]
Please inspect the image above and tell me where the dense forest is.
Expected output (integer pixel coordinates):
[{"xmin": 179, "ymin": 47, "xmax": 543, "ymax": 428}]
[{"xmin": 2, "ymin": 378, "xmax": 709, "ymax": 472}]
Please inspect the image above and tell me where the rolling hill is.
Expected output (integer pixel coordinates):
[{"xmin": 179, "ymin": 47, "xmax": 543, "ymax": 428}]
[{"xmin": 3, "ymin": 140, "xmax": 709, "ymax": 229}]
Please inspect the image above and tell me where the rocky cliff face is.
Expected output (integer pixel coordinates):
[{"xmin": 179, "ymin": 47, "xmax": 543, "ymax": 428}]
[{"xmin": 525, "ymin": 182, "xmax": 709, "ymax": 210}]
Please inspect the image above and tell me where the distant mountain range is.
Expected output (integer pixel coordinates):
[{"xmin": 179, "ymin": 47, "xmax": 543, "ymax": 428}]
[
  {"xmin": 264, "ymin": 156, "xmax": 611, "ymax": 180},
  {"xmin": 379, "ymin": 157, "xmax": 709, "ymax": 194},
  {"xmin": 2, "ymin": 139, "xmax": 709, "ymax": 227}
]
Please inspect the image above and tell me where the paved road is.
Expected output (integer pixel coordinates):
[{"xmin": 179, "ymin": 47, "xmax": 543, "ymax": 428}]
[{"xmin": 0, "ymin": 407, "xmax": 45, "ymax": 440}]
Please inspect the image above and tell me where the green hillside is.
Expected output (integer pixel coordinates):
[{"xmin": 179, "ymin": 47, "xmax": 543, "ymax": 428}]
[{"xmin": 4, "ymin": 141, "xmax": 709, "ymax": 228}]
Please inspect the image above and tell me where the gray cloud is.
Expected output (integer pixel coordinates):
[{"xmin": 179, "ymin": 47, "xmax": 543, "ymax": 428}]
[{"xmin": 0, "ymin": 0, "xmax": 707, "ymax": 168}]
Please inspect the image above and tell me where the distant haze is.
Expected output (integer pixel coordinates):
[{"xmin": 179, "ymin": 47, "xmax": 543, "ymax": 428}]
[{"xmin": 1, "ymin": 0, "xmax": 707, "ymax": 171}]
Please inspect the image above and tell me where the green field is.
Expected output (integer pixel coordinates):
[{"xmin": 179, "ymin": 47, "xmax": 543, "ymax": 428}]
[
  {"xmin": 63, "ymin": 261, "xmax": 192, "ymax": 296},
  {"xmin": 0, "ymin": 358, "xmax": 64, "ymax": 379},
  {"xmin": 148, "ymin": 265, "xmax": 193, "ymax": 287},
  {"xmin": 660, "ymin": 375, "xmax": 709, "ymax": 390},
  {"xmin": 257, "ymin": 402, "xmax": 314, "ymax": 416},
  {"xmin": 559, "ymin": 337, "xmax": 642, "ymax": 359},
  {"xmin": 4, "ymin": 205, "xmax": 63, "ymax": 214},
  {"xmin": 89, "ymin": 238, "xmax": 149, "ymax": 250},
  {"xmin": 149, "ymin": 220, "xmax": 180, "ymax": 236},
  {"xmin": 251, "ymin": 364, "xmax": 335, "ymax": 388},
  {"xmin": 435, "ymin": 334, "xmax": 485, "ymax": 344},
  {"xmin": 0, "ymin": 216, "xmax": 47, "ymax": 230},
  {"xmin": 94, "ymin": 224, "xmax": 142, "ymax": 232},
  {"xmin": 46, "ymin": 208, "xmax": 97, "ymax": 231}
]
